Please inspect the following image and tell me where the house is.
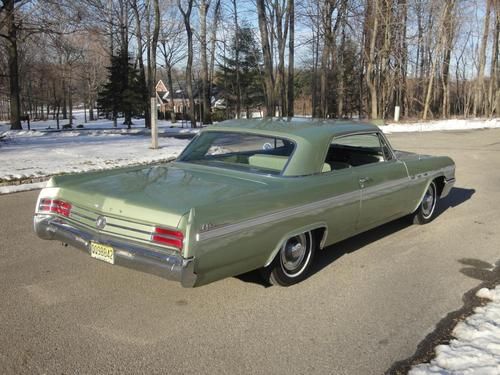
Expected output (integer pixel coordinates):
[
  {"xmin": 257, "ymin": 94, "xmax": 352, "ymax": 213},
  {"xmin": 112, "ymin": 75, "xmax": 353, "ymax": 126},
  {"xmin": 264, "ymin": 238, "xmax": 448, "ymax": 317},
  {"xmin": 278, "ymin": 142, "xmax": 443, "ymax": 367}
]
[{"xmin": 155, "ymin": 80, "xmax": 225, "ymax": 114}]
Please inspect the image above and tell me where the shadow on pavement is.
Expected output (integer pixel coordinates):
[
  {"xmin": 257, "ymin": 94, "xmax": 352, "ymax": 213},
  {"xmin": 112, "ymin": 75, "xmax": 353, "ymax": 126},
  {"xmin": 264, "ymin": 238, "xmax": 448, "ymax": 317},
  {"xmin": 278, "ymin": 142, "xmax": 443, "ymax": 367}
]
[
  {"xmin": 459, "ymin": 258, "xmax": 500, "ymax": 282},
  {"xmin": 311, "ymin": 186, "xmax": 475, "ymax": 278},
  {"xmin": 435, "ymin": 187, "xmax": 475, "ymax": 216}
]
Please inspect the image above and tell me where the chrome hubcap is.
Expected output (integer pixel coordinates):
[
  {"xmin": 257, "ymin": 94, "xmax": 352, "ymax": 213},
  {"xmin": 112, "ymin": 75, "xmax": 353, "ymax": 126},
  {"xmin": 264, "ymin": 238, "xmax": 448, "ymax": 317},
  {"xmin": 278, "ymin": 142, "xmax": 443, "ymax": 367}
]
[
  {"xmin": 280, "ymin": 233, "xmax": 308, "ymax": 273},
  {"xmin": 422, "ymin": 183, "xmax": 436, "ymax": 219}
]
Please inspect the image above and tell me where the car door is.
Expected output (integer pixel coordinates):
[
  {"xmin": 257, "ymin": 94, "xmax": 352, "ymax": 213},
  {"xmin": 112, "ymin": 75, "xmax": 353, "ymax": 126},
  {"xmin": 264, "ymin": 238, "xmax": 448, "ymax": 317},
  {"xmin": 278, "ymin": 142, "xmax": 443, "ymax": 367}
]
[
  {"xmin": 329, "ymin": 132, "xmax": 410, "ymax": 231},
  {"xmin": 305, "ymin": 167, "xmax": 361, "ymax": 245}
]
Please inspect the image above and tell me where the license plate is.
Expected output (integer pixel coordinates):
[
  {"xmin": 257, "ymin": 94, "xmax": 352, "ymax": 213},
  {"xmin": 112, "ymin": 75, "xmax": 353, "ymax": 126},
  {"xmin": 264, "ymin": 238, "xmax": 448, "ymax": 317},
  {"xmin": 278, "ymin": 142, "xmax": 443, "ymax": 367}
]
[{"xmin": 90, "ymin": 242, "xmax": 115, "ymax": 264}]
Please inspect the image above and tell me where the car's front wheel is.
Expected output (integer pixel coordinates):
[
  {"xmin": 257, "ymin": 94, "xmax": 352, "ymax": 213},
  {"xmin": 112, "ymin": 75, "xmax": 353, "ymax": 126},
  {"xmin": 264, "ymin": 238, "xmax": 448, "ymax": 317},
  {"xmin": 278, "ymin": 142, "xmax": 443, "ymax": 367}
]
[
  {"xmin": 412, "ymin": 180, "xmax": 438, "ymax": 224},
  {"xmin": 262, "ymin": 231, "xmax": 316, "ymax": 286}
]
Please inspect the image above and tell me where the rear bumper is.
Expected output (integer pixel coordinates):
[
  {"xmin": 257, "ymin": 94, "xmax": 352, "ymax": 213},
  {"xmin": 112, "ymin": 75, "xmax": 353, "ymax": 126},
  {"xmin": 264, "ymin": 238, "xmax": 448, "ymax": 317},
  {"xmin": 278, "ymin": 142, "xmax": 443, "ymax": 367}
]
[
  {"xmin": 440, "ymin": 177, "xmax": 456, "ymax": 198},
  {"xmin": 34, "ymin": 215, "xmax": 197, "ymax": 287}
]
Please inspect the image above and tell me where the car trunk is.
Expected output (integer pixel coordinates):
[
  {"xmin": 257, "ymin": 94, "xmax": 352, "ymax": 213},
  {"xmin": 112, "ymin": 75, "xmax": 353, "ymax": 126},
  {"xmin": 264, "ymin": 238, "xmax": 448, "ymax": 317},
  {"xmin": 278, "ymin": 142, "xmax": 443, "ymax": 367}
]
[{"xmin": 52, "ymin": 163, "xmax": 270, "ymax": 241}]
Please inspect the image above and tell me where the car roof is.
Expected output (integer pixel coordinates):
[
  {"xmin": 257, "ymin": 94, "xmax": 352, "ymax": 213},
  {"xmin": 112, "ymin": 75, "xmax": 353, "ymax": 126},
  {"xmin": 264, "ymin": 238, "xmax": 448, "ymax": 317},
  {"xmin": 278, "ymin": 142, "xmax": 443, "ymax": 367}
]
[
  {"xmin": 204, "ymin": 117, "xmax": 380, "ymax": 143},
  {"xmin": 199, "ymin": 118, "xmax": 382, "ymax": 176}
]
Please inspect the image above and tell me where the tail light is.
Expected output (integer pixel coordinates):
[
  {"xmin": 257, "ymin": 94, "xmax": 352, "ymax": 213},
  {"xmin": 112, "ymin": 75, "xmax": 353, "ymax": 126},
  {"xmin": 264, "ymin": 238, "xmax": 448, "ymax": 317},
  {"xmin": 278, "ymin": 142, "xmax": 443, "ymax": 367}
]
[
  {"xmin": 38, "ymin": 198, "xmax": 72, "ymax": 217},
  {"xmin": 151, "ymin": 227, "xmax": 184, "ymax": 250}
]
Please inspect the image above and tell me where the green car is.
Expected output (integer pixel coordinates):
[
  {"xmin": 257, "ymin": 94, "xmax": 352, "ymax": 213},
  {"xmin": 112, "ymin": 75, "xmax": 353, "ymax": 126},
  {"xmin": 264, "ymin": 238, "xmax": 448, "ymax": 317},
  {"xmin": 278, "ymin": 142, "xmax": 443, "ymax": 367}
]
[{"xmin": 34, "ymin": 119, "xmax": 455, "ymax": 287}]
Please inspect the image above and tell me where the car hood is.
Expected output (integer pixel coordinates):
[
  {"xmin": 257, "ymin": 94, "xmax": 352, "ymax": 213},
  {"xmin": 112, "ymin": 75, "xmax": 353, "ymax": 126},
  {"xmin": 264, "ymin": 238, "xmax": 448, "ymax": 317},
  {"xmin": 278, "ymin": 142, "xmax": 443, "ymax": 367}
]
[{"xmin": 51, "ymin": 163, "xmax": 271, "ymax": 228}]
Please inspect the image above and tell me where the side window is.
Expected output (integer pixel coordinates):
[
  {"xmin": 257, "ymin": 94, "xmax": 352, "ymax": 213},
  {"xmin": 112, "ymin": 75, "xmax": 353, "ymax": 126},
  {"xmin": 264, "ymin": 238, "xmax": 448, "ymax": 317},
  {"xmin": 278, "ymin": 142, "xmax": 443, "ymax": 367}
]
[
  {"xmin": 378, "ymin": 133, "xmax": 394, "ymax": 161},
  {"xmin": 324, "ymin": 133, "xmax": 384, "ymax": 170}
]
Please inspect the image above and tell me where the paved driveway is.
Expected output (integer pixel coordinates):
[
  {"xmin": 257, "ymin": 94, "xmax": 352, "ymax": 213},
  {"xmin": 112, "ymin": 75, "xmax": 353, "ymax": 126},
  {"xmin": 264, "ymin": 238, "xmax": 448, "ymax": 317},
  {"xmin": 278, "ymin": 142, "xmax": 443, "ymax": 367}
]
[{"xmin": 0, "ymin": 129, "xmax": 499, "ymax": 374}]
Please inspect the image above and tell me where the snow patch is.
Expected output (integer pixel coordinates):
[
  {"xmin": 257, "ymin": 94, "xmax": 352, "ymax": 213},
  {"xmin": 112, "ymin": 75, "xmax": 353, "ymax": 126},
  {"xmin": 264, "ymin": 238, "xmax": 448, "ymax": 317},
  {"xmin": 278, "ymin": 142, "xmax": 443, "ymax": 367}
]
[
  {"xmin": 0, "ymin": 181, "xmax": 48, "ymax": 194},
  {"xmin": 383, "ymin": 118, "xmax": 500, "ymax": 133},
  {"xmin": 409, "ymin": 285, "xmax": 500, "ymax": 374}
]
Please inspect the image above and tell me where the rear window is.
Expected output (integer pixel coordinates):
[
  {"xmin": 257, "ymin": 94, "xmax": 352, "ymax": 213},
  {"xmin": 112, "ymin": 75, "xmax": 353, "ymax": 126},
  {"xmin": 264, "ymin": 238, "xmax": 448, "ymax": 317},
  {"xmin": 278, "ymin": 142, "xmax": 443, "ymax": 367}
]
[{"xmin": 178, "ymin": 131, "xmax": 295, "ymax": 175}]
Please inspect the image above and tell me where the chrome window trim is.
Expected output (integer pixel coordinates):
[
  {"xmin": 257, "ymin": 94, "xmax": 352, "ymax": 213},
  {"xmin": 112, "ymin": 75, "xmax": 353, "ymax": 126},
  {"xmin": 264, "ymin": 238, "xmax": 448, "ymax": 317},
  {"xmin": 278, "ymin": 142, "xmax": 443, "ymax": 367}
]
[{"xmin": 320, "ymin": 130, "xmax": 395, "ymax": 175}]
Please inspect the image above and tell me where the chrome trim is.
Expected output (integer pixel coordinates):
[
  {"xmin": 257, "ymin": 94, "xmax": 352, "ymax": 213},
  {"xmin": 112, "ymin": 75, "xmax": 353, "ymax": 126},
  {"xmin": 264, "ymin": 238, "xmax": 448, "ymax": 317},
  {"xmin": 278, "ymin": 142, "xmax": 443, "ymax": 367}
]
[
  {"xmin": 70, "ymin": 210, "xmax": 95, "ymax": 222},
  {"xmin": 72, "ymin": 203, "xmax": 179, "ymax": 230},
  {"xmin": 377, "ymin": 131, "xmax": 398, "ymax": 161},
  {"xmin": 197, "ymin": 190, "xmax": 359, "ymax": 241},
  {"xmin": 104, "ymin": 221, "xmax": 153, "ymax": 236},
  {"xmin": 440, "ymin": 177, "xmax": 456, "ymax": 198},
  {"xmin": 34, "ymin": 215, "xmax": 197, "ymax": 287},
  {"xmin": 198, "ymin": 165, "xmax": 454, "ymax": 242}
]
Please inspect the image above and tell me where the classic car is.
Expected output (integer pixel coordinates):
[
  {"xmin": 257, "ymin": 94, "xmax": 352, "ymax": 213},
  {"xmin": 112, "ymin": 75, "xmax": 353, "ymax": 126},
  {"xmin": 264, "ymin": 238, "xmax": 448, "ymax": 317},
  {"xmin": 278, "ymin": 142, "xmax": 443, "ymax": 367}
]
[{"xmin": 34, "ymin": 118, "xmax": 455, "ymax": 287}]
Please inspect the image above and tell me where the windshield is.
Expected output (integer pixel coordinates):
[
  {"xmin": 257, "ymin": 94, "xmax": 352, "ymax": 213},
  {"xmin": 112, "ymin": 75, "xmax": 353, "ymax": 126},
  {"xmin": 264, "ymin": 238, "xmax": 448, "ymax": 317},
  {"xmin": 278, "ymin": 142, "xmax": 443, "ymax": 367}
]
[{"xmin": 178, "ymin": 131, "xmax": 296, "ymax": 175}]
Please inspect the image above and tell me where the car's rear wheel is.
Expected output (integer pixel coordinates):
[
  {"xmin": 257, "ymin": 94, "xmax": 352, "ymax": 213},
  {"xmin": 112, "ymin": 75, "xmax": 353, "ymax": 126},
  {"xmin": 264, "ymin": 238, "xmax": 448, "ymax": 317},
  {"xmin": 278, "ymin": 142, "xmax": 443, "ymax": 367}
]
[
  {"xmin": 262, "ymin": 231, "xmax": 316, "ymax": 286},
  {"xmin": 413, "ymin": 180, "xmax": 438, "ymax": 224}
]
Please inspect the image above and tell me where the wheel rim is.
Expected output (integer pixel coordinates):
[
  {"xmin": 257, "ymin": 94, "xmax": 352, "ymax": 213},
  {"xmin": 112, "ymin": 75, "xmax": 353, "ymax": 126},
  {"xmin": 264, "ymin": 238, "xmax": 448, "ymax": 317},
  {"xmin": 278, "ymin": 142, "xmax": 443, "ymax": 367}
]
[
  {"xmin": 279, "ymin": 232, "xmax": 312, "ymax": 277},
  {"xmin": 422, "ymin": 182, "xmax": 437, "ymax": 219}
]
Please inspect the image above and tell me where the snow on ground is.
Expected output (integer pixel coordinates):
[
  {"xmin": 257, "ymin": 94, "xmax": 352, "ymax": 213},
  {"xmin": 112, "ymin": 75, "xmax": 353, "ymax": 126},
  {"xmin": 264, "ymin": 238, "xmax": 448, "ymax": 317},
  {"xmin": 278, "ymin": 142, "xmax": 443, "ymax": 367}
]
[
  {"xmin": 0, "ymin": 130, "xmax": 188, "ymax": 181},
  {"xmin": 0, "ymin": 111, "xmax": 191, "ymax": 193},
  {"xmin": 410, "ymin": 286, "xmax": 500, "ymax": 375},
  {"xmin": 383, "ymin": 118, "xmax": 500, "ymax": 133},
  {"xmin": 0, "ymin": 109, "xmax": 200, "ymax": 134}
]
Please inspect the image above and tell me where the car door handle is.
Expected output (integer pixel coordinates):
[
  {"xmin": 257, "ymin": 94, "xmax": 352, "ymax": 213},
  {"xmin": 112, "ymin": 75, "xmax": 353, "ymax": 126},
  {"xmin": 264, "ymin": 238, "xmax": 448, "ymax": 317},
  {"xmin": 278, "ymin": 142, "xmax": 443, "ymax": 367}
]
[{"xmin": 359, "ymin": 177, "xmax": 373, "ymax": 186}]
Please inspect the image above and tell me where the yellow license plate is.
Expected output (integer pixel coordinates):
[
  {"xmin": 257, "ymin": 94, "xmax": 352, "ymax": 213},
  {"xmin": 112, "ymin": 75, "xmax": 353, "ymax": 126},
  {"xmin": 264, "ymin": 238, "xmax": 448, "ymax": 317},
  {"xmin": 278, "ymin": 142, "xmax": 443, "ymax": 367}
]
[{"xmin": 90, "ymin": 242, "xmax": 115, "ymax": 264}]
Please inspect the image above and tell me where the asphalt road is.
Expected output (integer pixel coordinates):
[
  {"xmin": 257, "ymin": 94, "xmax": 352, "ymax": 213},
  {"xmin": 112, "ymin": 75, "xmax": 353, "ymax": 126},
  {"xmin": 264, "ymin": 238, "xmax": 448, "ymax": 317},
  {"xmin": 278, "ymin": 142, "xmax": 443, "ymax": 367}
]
[{"xmin": 1, "ymin": 129, "xmax": 499, "ymax": 375}]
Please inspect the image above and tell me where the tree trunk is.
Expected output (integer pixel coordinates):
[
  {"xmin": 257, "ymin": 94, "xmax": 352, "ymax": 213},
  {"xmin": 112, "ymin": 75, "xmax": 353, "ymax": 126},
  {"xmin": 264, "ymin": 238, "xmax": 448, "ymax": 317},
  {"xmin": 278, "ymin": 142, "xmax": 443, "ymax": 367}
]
[
  {"xmin": 337, "ymin": 0, "xmax": 347, "ymax": 118},
  {"xmin": 320, "ymin": 1, "xmax": 334, "ymax": 118},
  {"xmin": 68, "ymin": 78, "xmax": 73, "ymax": 126},
  {"xmin": 131, "ymin": 0, "xmax": 150, "ymax": 128},
  {"xmin": 473, "ymin": 0, "xmax": 492, "ymax": 117},
  {"xmin": 487, "ymin": 2, "xmax": 499, "ymax": 116},
  {"xmin": 365, "ymin": 0, "xmax": 379, "ymax": 120},
  {"xmin": 441, "ymin": 0, "xmax": 455, "ymax": 118},
  {"xmin": 150, "ymin": 0, "xmax": 160, "ymax": 127},
  {"xmin": 287, "ymin": 0, "xmax": 294, "ymax": 117},
  {"xmin": 178, "ymin": 0, "xmax": 196, "ymax": 127},
  {"xmin": 256, "ymin": 0, "xmax": 275, "ymax": 117},
  {"xmin": 5, "ymin": 0, "xmax": 22, "ymax": 130},
  {"xmin": 274, "ymin": 1, "xmax": 290, "ymax": 117},
  {"xmin": 209, "ymin": 0, "xmax": 221, "ymax": 106},
  {"xmin": 166, "ymin": 68, "xmax": 176, "ymax": 123},
  {"xmin": 232, "ymin": 0, "xmax": 241, "ymax": 119},
  {"xmin": 199, "ymin": 1, "xmax": 211, "ymax": 124},
  {"xmin": 423, "ymin": 1, "xmax": 452, "ymax": 120}
]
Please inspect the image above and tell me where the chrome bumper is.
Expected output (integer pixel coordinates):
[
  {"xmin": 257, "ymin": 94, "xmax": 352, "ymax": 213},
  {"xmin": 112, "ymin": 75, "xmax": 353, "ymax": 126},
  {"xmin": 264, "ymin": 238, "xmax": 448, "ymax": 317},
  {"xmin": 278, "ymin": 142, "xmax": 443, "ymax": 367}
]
[
  {"xmin": 440, "ymin": 177, "xmax": 456, "ymax": 198},
  {"xmin": 34, "ymin": 215, "xmax": 197, "ymax": 287}
]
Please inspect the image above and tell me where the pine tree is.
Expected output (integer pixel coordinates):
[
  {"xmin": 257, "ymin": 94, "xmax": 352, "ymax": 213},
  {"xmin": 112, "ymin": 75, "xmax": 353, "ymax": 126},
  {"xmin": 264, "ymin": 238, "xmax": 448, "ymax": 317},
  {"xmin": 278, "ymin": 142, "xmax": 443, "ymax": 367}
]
[
  {"xmin": 216, "ymin": 26, "xmax": 264, "ymax": 118},
  {"xmin": 97, "ymin": 50, "xmax": 145, "ymax": 128}
]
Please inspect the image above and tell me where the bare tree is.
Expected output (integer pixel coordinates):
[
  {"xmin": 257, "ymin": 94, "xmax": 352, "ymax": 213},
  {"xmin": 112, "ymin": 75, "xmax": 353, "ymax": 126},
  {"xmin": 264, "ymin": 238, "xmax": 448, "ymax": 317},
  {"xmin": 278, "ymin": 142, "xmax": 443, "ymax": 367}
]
[
  {"xmin": 159, "ymin": 6, "xmax": 186, "ymax": 123},
  {"xmin": 198, "ymin": 0, "xmax": 211, "ymax": 124},
  {"xmin": 1, "ymin": 0, "xmax": 24, "ymax": 129},
  {"xmin": 365, "ymin": 0, "xmax": 379, "ymax": 119},
  {"xmin": 473, "ymin": 0, "xmax": 492, "ymax": 117},
  {"xmin": 256, "ymin": 0, "xmax": 275, "ymax": 117},
  {"xmin": 178, "ymin": 0, "xmax": 196, "ymax": 127},
  {"xmin": 286, "ymin": 0, "xmax": 294, "ymax": 117}
]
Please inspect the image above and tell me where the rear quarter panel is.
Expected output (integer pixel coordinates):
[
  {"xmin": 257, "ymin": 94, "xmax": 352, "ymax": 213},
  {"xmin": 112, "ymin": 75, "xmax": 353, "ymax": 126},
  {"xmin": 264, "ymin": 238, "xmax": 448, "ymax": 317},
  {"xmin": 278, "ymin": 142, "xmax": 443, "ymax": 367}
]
[
  {"xmin": 402, "ymin": 154, "xmax": 455, "ymax": 212},
  {"xmin": 187, "ymin": 171, "xmax": 360, "ymax": 286}
]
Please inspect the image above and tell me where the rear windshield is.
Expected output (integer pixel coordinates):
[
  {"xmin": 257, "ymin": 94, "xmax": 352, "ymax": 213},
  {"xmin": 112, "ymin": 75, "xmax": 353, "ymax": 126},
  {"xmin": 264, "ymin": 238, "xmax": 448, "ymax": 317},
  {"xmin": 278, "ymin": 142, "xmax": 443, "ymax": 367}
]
[{"xmin": 178, "ymin": 131, "xmax": 295, "ymax": 175}]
